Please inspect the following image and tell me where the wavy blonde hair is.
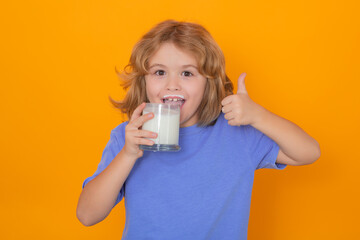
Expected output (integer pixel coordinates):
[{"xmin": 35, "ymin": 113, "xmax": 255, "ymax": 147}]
[{"xmin": 109, "ymin": 20, "xmax": 233, "ymax": 126}]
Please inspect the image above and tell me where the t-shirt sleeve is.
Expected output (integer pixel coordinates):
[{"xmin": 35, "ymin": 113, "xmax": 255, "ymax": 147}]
[
  {"xmin": 244, "ymin": 125, "xmax": 286, "ymax": 170},
  {"xmin": 82, "ymin": 128, "xmax": 125, "ymax": 207}
]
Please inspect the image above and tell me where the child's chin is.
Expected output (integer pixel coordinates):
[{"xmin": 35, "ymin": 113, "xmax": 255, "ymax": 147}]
[{"xmin": 179, "ymin": 118, "xmax": 186, "ymax": 127}]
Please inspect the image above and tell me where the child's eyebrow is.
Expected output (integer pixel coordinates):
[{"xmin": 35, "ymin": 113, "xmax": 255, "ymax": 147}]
[
  {"xmin": 182, "ymin": 64, "xmax": 198, "ymax": 69},
  {"xmin": 148, "ymin": 63, "xmax": 198, "ymax": 70},
  {"xmin": 149, "ymin": 63, "xmax": 166, "ymax": 69}
]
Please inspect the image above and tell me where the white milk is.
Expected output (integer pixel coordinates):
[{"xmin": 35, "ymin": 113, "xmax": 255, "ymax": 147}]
[{"xmin": 142, "ymin": 109, "xmax": 180, "ymax": 145}]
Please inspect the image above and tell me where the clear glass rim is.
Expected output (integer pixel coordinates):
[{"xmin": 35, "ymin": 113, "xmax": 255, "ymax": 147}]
[{"xmin": 144, "ymin": 103, "xmax": 180, "ymax": 111}]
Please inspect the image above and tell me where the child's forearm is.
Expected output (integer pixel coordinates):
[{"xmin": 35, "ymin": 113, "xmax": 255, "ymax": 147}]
[
  {"xmin": 76, "ymin": 150, "xmax": 137, "ymax": 226},
  {"xmin": 252, "ymin": 106, "xmax": 320, "ymax": 165}
]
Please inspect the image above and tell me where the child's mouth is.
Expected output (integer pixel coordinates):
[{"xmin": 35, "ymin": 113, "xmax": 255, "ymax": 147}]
[{"xmin": 162, "ymin": 95, "xmax": 186, "ymax": 109}]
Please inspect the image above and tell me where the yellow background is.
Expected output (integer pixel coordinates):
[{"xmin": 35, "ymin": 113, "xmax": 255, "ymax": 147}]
[{"xmin": 1, "ymin": 0, "xmax": 359, "ymax": 239}]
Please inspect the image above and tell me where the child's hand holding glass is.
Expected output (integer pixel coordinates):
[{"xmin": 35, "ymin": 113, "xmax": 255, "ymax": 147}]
[{"xmin": 123, "ymin": 102, "xmax": 158, "ymax": 158}]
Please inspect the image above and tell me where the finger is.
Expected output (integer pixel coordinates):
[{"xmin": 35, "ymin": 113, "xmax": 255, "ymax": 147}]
[
  {"xmin": 221, "ymin": 95, "xmax": 233, "ymax": 106},
  {"xmin": 135, "ymin": 138, "xmax": 155, "ymax": 146},
  {"xmin": 224, "ymin": 112, "xmax": 235, "ymax": 121},
  {"xmin": 236, "ymin": 73, "xmax": 247, "ymax": 94},
  {"xmin": 228, "ymin": 119, "xmax": 237, "ymax": 126},
  {"xmin": 221, "ymin": 104, "xmax": 232, "ymax": 114},
  {"xmin": 130, "ymin": 102, "xmax": 146, "ymax": 122},
  {"xmin": 131, "ymin": 112, "xmax": 154, "ymax": 129},
  {"xmin": 132, "ymin": 130, "xmax": 157, "ymax": 139}
]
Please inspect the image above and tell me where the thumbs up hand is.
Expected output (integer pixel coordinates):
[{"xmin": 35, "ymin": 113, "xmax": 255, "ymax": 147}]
[{"xmin": 221, "ymin": 73, "xmax": 264, "ymax": 126}]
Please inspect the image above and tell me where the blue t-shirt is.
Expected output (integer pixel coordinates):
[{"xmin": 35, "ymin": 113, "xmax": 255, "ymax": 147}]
[{"xmin": 83, "ymin": 113, "xmax": 286, "ymax": 239}]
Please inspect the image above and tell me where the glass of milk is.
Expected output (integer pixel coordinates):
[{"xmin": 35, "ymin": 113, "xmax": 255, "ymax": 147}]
[{"xmin": 139, "ymin": 103, "xmax": 181, "ymax": 152}]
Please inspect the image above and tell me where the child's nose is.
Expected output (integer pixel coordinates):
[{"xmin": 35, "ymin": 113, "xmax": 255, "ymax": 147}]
[{"xmin": 165, "ymin": 75, "xmax": 181, "ymax": 91}]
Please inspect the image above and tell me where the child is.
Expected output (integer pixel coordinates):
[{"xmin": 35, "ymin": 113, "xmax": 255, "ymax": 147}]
[{"xmin": 76, "ymin": 20, "xmax": 320, "ymax": 239}]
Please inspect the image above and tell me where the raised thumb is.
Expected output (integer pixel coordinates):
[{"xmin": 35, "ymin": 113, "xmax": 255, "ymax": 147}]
[{"xmin": 236, "ymin": 73, "xmax": 247, "ymax": 94}]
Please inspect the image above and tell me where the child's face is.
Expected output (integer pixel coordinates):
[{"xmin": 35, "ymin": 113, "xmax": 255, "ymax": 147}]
[{"xmin": 145, "ymin": 42, "xmax": 207, "ymax": 127}]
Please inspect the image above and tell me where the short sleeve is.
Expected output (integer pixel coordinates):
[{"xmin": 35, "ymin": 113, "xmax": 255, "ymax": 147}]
[
  {"xmin": 244, "ymin": 125, "xmax": 286, "ymax": 170},
  {"xmin": 82, "ymin": 127, "xmax": 126, "ymax": 207}
]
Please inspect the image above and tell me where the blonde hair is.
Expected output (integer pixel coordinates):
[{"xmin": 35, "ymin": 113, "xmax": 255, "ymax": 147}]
[{"xmin": 109, "ymin": 20, "xmax": 233, "ymax": 126}]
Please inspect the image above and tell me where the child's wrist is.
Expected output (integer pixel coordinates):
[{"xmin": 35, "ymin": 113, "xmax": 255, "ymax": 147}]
[
  {"xmin": 251, "ymin": 104, "xmax": 268, "ymax": 128},
  {"xmin": 120, "ymin": 148, "xmax": 140, "ymax": 163}
]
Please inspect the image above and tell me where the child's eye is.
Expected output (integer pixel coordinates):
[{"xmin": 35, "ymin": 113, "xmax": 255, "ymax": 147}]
[
  {"xmin": 182, "ymin": 71, "xmax": 193, "ymax": 77},
  {"xmin": 155, "ymin": 70, "xmax": 166, "ymax": 76}
]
